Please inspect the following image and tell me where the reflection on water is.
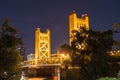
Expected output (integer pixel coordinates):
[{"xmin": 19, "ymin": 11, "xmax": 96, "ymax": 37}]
[
  {"xmin": 20, "ymin": 77, "xmax": 46, "ymax": 80},
  {"xmin": 28, "ymin": 77, "xmax": 46, "ymax": 80},
  {"xmin": 20, "ymin": 71, "xmax": 47, "ymax": 80}
]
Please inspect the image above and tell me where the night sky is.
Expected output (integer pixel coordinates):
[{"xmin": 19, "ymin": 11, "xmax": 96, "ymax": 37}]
[{"xmin": 0, "ymin": 0, "xmax": 120, "ymax": 54}]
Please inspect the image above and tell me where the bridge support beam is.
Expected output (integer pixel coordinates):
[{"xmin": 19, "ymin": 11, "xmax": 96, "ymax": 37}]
[{"xmin": 54, "ymin": 67, "xmax": 60, "ymax": 80}]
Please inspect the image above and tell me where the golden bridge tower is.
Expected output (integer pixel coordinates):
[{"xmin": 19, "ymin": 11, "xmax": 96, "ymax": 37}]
[
  {"xmin": 69, "ymin": 11, "xmax": 89, "ymax": 44},
  {"xmin": 35, "ymin": 28, "xmax": 51, "ymax": 65}
]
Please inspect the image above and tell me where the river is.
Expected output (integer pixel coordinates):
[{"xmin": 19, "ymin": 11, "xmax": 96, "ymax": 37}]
[
  {"xmin": 20, "ymin": 76, "xmax": 47, "ymax": 80},
  {"xmin": 21, "ymin": 77, "xmax": 47, "ymax": 80},
  {"xmin": 27, "ymin": 77, "xmax": 46, "ymax": 80}
]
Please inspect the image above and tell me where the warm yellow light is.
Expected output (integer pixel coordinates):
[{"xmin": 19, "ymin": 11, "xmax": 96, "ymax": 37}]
[
  {"xmin": 66, "ymin": 54, "xmax": 69, "ymax": 57},
  {"xmin": 61, "ymin": 54, "xmax": 65, "ymax": 57}
]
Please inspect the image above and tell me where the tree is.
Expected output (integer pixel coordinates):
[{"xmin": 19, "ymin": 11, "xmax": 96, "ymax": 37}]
[
  {"xmin": 113, "ymin": 22, "xmax": 120, "ymax": 50},
  {"xmin": 59, "ymin": 44, "xmax": 71, "ymax": 69},
  {"xmin": 70, "ymin": 27, "xmax": 114, "ymax": 80},
  {"xmin": 0, "ymin": 19, "xmax": 22, "ymax": 80},
  {"xmin": 59, "ymin": 44, "xmax": 71, "ymax": 55},
  {"xmin": 113, "ymin": 22, "xmax": 120, "ymax": 32}
]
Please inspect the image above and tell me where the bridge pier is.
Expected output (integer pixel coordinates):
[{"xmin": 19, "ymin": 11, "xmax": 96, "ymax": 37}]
[{"xmin": 54, "ymin": 67, "xmax": 60, "ymax": 80}]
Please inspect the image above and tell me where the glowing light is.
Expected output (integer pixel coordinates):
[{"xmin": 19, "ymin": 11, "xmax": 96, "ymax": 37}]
[{"xmin": 61, "ymin": 54, "xmax": 65, "ymax": 57}]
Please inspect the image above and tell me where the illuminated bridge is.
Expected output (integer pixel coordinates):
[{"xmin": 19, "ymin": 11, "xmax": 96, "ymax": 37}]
[{"xmin": 20, "ymin": 52, "xmax": 69, "ymax": 80}]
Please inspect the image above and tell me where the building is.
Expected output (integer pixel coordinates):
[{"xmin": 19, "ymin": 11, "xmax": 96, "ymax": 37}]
[
  {"xmin": 35, "ymin": 28, "xmax": 51, "ymax": 64},
  {"xmin": 27, "ymin": 53, "xmax": 35, "ymax": 61},
  {"xmin": 69, "ymin": 11, "xmax": 89, "ymax": 44}
]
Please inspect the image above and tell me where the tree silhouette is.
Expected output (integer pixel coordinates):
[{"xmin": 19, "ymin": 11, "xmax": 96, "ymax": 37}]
[
  {"xmin": 70, "ymin": 28, "xmax": 115, "ymax": 79},
  {"xmin": 0, "ymin": 19, "xmax": 23, "ymax": 80}
]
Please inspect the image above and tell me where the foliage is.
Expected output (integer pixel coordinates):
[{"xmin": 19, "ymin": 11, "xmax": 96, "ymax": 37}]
[
  {"xmin": 59, "ymin": 44, "xmax": 71, "ymax": 69},
  {"xmin": 59, "ymin": 44, "xmax": 71, "ymax": 53},
  {"xmin": 70, "ymin": 27, "xmax": 115, "ymax": 80},
  {"xmin": 97, "ymin": 77, "xmax": 118, "ymax": 80},
  {"xmin": 113, "ymin": 22, "xmax": 120, "ymax": 32},
  {"xmin": 60, "ymin": 27, "xmax": 120, "ymax": 80},
  {"xmin": 65, "ymin": 69, "xmax": 80, "ymax": 80},
  {"xmin": 108, "ymin": 55, "xmax": 120, "ymax": 77},
  {"xmin": 62, "ymin": 59, "xmax": 71, "ymax": 69},
  {"xmin": 0, "ymin": 19, "xmax": 22, "ymax": 80},
  {"xmin": 112, "ymin": 22, "xmax": 120, "ymax": 49}
]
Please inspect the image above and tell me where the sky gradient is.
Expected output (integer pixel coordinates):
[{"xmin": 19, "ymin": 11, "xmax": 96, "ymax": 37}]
[{"xmin": 0, "ymin": 0, "xmax": 120, "ymax": 54}]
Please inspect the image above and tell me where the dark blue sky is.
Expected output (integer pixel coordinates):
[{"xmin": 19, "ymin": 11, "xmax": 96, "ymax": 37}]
[{"xmin": 0, "ymin": 0, "xmax": 120, "ymax": 54}]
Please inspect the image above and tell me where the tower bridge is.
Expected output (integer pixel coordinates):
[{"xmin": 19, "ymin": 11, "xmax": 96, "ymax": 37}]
[
  {"xmin": 21, "ymin": 28, "xmax": 66, "ymax": 80},
  {"xmin": 22, "ymin": 11, "xmax": 89, "ymax": 68},
  {"xmin": 19, "ymin": 11, "xmax": 120, "ymax": 80},
  {"xmin": 21, "ymin": 11, "xmax": 90, "ymax": 80}
]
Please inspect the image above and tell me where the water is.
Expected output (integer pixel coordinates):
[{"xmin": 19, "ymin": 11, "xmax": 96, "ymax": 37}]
[
  {"xmin": 20, "ymin": 76, "xmax": 46, "ymax": 80},
  {"xmin": 28, "ymin": 77, "xmax": 46, "ymax": 80}
]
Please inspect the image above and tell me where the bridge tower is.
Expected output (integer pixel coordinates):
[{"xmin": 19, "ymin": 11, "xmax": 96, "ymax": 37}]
[
  {"xmin": 69, "ymin": 11, "xmax": 89, "ymax": 45},
  {"xmin": 35, "ymin": 28, "xmax": 51, "ymax": 65}
]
